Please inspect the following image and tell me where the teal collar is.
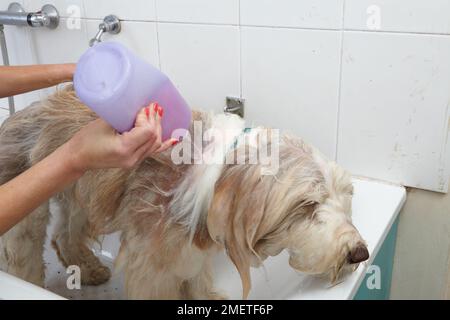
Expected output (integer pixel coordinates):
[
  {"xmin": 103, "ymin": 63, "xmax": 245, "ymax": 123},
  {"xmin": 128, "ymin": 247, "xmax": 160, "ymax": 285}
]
[{"xmin": 232, "ymin": 127, "xmax": 252, "ymax": 149}]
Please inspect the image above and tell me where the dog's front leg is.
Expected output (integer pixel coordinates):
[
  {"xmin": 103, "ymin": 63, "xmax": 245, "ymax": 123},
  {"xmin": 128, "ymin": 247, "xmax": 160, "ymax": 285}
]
[
  {"xmin": 182, "ymin": 257, "xmax": 227, "ymax": 300},
  {"xmin": 118, "ymin": 236, "xmax": 185, "ymax": 299}
]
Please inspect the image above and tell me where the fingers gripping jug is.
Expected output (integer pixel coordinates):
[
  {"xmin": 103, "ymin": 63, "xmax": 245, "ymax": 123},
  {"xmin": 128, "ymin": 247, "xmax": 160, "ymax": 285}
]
[{"xmin": 74, "ymin": 41, "xmax": 191, "ymax": 140}]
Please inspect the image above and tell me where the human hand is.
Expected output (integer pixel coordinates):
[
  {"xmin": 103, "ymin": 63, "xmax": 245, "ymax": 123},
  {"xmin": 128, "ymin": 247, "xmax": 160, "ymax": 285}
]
[{"xmin": 65, "ymin": 103, "xmax": 177, "ymax": 173}]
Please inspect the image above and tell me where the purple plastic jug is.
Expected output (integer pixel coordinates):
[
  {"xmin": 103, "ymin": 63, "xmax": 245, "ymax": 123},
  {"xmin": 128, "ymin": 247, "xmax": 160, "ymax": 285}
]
[{"xmin": 73, "ymin": 41, "xmax": 191, "ymax": 140}]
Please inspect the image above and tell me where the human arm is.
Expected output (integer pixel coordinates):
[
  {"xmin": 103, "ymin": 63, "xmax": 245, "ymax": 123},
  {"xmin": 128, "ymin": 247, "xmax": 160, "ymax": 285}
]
[
  {"xmin": 0, "ymin": 64, "xmax": 75, "ymax": 98},
  {"xmin": 0, "ymin": 103, "xmax": 176, "ymax": 235}
]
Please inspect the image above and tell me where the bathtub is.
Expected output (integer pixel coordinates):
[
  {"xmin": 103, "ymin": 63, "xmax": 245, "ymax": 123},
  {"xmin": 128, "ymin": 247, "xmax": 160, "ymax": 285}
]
[{"xmin": 0, "ymin": 177, "xmax": 406, "ymax": 300}]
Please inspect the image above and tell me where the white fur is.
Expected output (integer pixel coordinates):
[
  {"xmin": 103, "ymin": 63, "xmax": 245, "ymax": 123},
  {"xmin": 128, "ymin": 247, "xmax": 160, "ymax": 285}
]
[{"xmin": 169, "ymin": 113, "xmax": 245, "ymax": 238}]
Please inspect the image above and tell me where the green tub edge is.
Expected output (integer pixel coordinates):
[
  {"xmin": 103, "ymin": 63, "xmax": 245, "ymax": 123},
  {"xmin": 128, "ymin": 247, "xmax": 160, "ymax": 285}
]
[{"xmin": 353, "ymin": 216, "xmax": 399, "ymax": 300}]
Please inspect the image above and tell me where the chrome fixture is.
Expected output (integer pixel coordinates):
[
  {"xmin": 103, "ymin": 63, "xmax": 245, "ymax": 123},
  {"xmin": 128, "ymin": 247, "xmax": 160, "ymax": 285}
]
[
  {"xmin": 89, "ymin": 15, "xmax": 121, "ymax": 47},
  {"xmin": 224, "ymin": 96, "xmax": 245, "ymax": 118},
  {"xmin": 0, "ymin": 2, "xmax": 60, "ymax": 114},
  {"xmin": 0, "ymin": 2, "xmax": 59, "ymax": 29}
]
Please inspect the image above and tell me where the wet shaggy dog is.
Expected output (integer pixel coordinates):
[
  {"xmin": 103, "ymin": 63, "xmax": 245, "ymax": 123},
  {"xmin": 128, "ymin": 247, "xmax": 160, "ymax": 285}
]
[{"xmin": 0, "ymin": 86, "xmax": 369, "ymax": 299}]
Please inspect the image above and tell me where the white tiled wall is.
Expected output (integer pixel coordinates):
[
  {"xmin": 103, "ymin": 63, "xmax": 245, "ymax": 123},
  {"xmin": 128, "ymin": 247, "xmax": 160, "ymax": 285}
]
[
  {"xmin": 158, "ymin": 23, "xmax": 240, "ymax": 113},
  {"xmin": 85, "ymin": 20, "xmax": 159, "ymax": 66},
  {"xmin": 83, "ymin": 0, "xmax": 155, "ymax": 21},
  {"xmin": 241, "ymin": 27, "xmax": 341, "ymax": 158},
  {"xmin": 344, "ymin": 0, "xmax": 450, "ymax": 34},
  {"xmin": 23, "ymin": 0, "xmax": 85, "ymax": 18},
  {"xmin": 240, "ymin": 0, "xmax": 344, "ymax": 30},
  {"xmin": 30, "ymin": 18, "xmax": 89, "ymax": 64},
  {"xmin": 0, "ymin": 107, "xmax": 8, "ymax": 121},
  {"xmin": 1, "ymin": 0, "xmax": 450, "ymax": 192},
  {"xmin": 338, "ymin": 32, "xmax": 450, "ymax": 192},
  {"xmin": 156, "ymin": 0, "xmax": 238, "ymax": 25}
]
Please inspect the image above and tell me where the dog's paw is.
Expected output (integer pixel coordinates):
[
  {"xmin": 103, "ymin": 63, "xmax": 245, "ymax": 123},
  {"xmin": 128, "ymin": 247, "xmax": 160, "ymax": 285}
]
[
  {"xmin": 81, "ymin": 264, "xmax": 111, "ymax": 286},
  {"xmin": 52, "ymin": 239, "xmax": 111, "ymax": 286}
]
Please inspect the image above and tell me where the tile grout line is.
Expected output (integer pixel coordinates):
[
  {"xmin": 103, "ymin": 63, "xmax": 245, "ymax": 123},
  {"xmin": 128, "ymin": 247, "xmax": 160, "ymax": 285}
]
[
  {"xmin": 238, "ymin": 0, "xmax": 243, "ymax": 99},
  {"xmin": 335, "ymin": 0, "xmax": 347, "ymax": 162},
  {"xmin": 154, "ymin": 0, "xmax": 162, "ymax": 70},
  {"xmin": 66, "ymin": 17, "xmax": 450, "ymax": 37},
  {"xmin": 344, "ymin": 28, "xmax": 450, "ymax": 37}
]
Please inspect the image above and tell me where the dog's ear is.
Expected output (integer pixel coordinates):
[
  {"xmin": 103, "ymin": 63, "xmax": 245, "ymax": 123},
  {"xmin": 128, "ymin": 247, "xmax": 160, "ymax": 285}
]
[{"xmin": 207, "ymin": 165, "xmax": 267, "ymax": 299}]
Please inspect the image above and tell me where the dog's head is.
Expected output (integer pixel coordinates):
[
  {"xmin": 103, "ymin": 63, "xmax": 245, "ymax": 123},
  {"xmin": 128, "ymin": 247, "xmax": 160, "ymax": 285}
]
[{"xmin": 206, "ymin": 134, "xmax": 368, "ymax": 298}]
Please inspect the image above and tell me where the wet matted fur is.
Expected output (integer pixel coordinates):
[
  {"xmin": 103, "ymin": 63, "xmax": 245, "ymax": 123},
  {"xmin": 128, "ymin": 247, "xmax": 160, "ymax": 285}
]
[{"xmin": 0, "ymin": 85, "xmax": 369, "ymax": 299}]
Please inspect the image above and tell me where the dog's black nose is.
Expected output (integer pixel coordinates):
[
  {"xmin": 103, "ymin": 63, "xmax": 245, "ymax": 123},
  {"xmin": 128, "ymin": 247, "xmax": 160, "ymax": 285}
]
[{"xmin": 348, "ymin": 245, "xmax": 369, "ymax": 264}]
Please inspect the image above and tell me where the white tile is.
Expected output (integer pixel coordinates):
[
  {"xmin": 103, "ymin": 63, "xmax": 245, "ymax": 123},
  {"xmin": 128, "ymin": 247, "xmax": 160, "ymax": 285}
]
[
  {"xmin": 0, "ymin": 0, "xmax": 22, "ymax": 10},
  {"xmin": 29, "ymin": 17, "xmax": 89, "ymax": 64},
  {"xmin": 22, "ymin": 0, "xmax": 85, "ymax": 18},
  {"xmin": 1, "ymin": 89, "xmax": 42, "ymax": 112},
  {"xmin": 338, "ymin": 32, "xmax": 450, "ymax": 192},
  {"xmin": 0, "ymin": 108, "xmax": 9, "ymax": 125},
  {"xmin": 0, "ymin": 99, "xmax": 8, "ymax": 111},
  {"xmin": 85, "ymin": 20, "xmax": 159, "ymax": 67},
  {"xmin": 345, "ymin": 0, "xmax": 450, "ymax": 34},
  {"xmin": 158, "ymin": 23, "xmax": 240, "ymax": 113},
  {"xmin": 2, "ymin": 25, "xmax": 34, "ymax": 66},
  {"xmin": 15, "ymin": 91, "xmax": 42, "ymax": 111},
  {"xmin": 156, "ymin": 0, "xmax": 238, "ymax": 24},
  {"xmin": 24, "ymin": 18, "xmax": 89, "ymax": 106},
  {"xmin": 240, "ymin": 0, "xmax": 344, "ymax": 30},
  {"xmin": 241, "ymin": 27, "xmax": 341, "ymax": 159},
  {"xmin": 83, "ymin": 0, "xmax": 156, "ymax": 21},
  {"xmin": 0, "ymin": 99, "xmax": 11, "ymax": 113}
]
